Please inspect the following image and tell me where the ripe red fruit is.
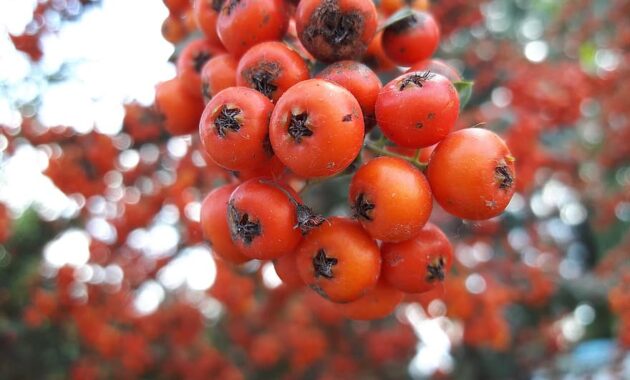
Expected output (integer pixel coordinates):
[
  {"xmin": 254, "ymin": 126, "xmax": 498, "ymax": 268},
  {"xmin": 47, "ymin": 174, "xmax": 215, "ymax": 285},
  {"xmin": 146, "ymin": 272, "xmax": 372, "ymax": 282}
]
[
  {"xmin": 382, "ymin": 10, "xmax": 440, "ymax": 67},
  {"xmin": 375, "ymin": 71, "xmax": 459, "ymax": 148},
  {"xmin": 236, "ymin": 41, "xmax": 309, "ymax": 102},
  {"xmin": 199, "ymin": 87, "xmax": 274, "ymax": 171},
  {"xmin": 193, "ymin": 0, "xmax": 224, "ymax": 48},
  {"xmin": 427, "ymin": 128, "xmax": 516, "ymax": 220},
  {"xmin": 316, "ymin": 60, "xmax": 382, "ymax": 130},
  {"xmin": 339, "ymin": 279, "xmax": 404, "ymax": 320},
  {"xmin": 381, "ymin": 222, "xmax": 453, "ymax": 293},
  {"xmin": 269, "ymin": 79, "xmax": 365, "ymax": 178},
  {"xmin": 349, "ymin": 156, "xmax": 432, "ymax": 242},
  {"xmin": 176, "ymin": 38, "xmax": 224, "ymax": 97},
  {"xmin": 200, "ymin": 54, "xmax": 237, "ymax": 103},
  {"xmin": 227, "ymin": 178, "xmax": 308, "ymax": 260},
  {"xmin": 216, "ymin": 0, "xmax": 288, "ymax": 57},
  {"xmin": 273, "ymin": 253, "xmax": 304, "ymax": 288},
  {"xmin": 295, "ymin": 0, "xmax": 378, "ymax": 62},
  {"xmin": 200, "ymin": 184, "xmax": 250, "ymax": 264},
  {"xmin": 296, "ymin": 217, "xmax": 381, "ymax": 303},
  {"xmin": 155, "ymin": 77, "xmax": 205, "ymax": 136}
]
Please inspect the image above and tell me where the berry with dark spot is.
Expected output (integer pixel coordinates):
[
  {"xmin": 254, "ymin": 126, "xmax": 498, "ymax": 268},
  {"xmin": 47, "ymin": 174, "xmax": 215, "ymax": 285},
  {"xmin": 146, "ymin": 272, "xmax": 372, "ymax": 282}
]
[
  {"xmin": 296, "ymin": 0, "xmax": 378, "ymax": 62},
  {"xmin": 226, "ymin": 178, "xmax": 304, "ymax": 259},
  {"xmin": 296, "ymin": 217, "xmax": 381, "ymax": 303},
  {"xmin": 381, "ymin": 223, "xmax": 453, "ymax": 293},
  {"xmin": 200, "ymin": 87, "xmax": 275, "ymax": 171}
]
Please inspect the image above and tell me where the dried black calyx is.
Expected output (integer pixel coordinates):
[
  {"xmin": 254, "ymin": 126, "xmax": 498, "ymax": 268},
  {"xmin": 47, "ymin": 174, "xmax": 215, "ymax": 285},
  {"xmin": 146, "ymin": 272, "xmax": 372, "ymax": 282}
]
[
  {"xmin": 227, "ymin": 202, "xmax": 261, "ymax": 245},
  {"xmin": 192, "ymin": 51, "xmax": 212, "ymax": 73},
  {"xmin": 287, "ymin": 112, "xmax": 313, "ymax": 143},
  {"xmin": 352, "ymin": 193, "xmax": 375, "ymax": 221},
  {"xmin": 295, "ymin": 204, "xmax": 326, "ymax": 235},
  {"xmin": 387, "ymin": 13, "xmax": 419, "ymax": 34},
  {"xmin": 246, "ymin": 63, "xmax": 280, "ymax": 99},
  {"xmin": 426, "ymin": 257, "xmax": 446, "ymax": 282},
  {"xmin": 495, "ymin": 164, "xmax": 514, "ymax": 190},
  {"xmin": 224, "ymin": 0, "xmax": 241, "ymax": 15},
  {"xmin": 211, "ymin": 0, "xmax": 225, "ymax": 12},
  {"xmin": 399, "ymin": 71, "xmax": 435, "ymax": 91},
  {"xmin": 342, "ymin": 114, "xmax": 353, "ymax": 122},
  {"xmin": 214, "ymin": 106, "xmax": 242, "ymax": 138},
  {"xmin": 313, "ymin": 249, "xmax": 338, "ymax": 279},
  {"xmin": 308, "ymin": 0, "xmax": 362, "ymax": 46}
]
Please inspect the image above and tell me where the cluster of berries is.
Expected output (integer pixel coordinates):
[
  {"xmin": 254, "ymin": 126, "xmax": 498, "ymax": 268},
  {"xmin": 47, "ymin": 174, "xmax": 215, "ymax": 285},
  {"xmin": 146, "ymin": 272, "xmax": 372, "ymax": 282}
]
[{"xmin": 155, "ymin": 0, "xmax": 516, "ymax": 320}]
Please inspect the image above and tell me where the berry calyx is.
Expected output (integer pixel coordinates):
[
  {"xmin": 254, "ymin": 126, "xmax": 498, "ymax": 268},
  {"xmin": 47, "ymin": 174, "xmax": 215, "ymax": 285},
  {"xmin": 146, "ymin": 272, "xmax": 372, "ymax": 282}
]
[{"xmin": 312, "ymin": 249, "xmax": 338, "ymax": 279}]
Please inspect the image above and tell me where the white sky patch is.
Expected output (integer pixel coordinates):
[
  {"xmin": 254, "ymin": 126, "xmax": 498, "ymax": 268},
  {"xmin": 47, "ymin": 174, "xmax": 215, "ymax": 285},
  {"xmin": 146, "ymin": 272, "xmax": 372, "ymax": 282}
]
[
  {"xmin": 262, "ymin": 261, "xmax": 282, "ymax": 289},
  {"xmin": 406, "ymin": 304, "xmax": 454, "ymax": 378},
  {"xmin": 157, "ymin": 246, "xmax": 217, "ymax": 291},
  {"xmin": 133, "ymin": 280, "xmax": 165, "ymax": 315},
  {"xmin": 43, "ymin": 229, "xmax": 90, "ymax": 268}
]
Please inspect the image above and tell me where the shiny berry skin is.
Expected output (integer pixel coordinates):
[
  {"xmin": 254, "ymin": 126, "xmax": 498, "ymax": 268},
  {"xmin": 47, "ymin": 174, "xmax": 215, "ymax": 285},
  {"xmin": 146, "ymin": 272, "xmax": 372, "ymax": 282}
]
[
  {"xmin": 193, "ymin": 0, "xmax": 224, "ymax": 48},
  {"xmin": 375, "ymin": 71, "xmax": 459, "ymax": 148},
  {"xmin": 176, "ymin": 38, "xmax": 224, "ymax": 97},
  {"xmin": 381, "ymin": 222, "xmax": 453, "ymax": 293},
  {"xmin": 349, "ymin": 157, "xmax": 432, "ymax": 242},
  {"xmin": 295, "ymin": 0, "xmax": 378, "ymax": 62},
  {"xmin": 427, "ymin": 128, "xmax": 516, "ymax": 220},
  {"xmin": 296, "ymin": 217, "xmax": 381, "ymax": 303},
  {"xmin": 227, "ymin": 178, "xmax": 303, "ymax": 260},
  {"xmin": 155, "ymin": 77, "xmax": 205, "ymax": 136},
  {"xmin": 316, "ymin": 60, "xmax": 382, "ymax": 130},
  {"xmin": 199, "ymin": 87, "xmax": 274, "ymax": 171},
  {"xmin": 269, "ymin": 79, "xmax": 364, "ymax": 178},
  {"xmin": 217, "ymin": 0, "xmax": 288, "ymax": 57},
  {"xmin": 236, "ymin": 41, "xmax": 309, "ymax": 103},
  {"xmin": 200, "ymin": 184, "xmax": 250, "ymax": 265},
  {"xmin": 200, "ymin": 54, "xmax": 237, "ymax": 103},
  {"xmin": 382, "ymin": 10, "xmax": 440, "ymax": 67},
  {"xmin": 273, "ymin": 253, "xmax": 304, "ymax": 288},
  {"xmin": 339, "ymin": 279, "xmax": 404, "ymax": 320}
]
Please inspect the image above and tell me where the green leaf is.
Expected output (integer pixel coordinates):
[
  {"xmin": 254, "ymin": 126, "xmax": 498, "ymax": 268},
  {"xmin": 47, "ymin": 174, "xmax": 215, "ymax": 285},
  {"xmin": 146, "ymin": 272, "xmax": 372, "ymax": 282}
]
[
  {"xmin": 453, "ymin": 80, "xmax": 474, "ymax": 110},
  {"xmin": 378, "ymin": 7, "xmax": 415, "ymax": 32}
]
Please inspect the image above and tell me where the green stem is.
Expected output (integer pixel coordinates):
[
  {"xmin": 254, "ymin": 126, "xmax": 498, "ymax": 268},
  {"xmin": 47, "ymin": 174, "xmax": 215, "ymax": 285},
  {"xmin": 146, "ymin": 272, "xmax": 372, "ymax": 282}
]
[{"xmin": 365, "ymin": 143, "xmax": 428, "ymax": 171}]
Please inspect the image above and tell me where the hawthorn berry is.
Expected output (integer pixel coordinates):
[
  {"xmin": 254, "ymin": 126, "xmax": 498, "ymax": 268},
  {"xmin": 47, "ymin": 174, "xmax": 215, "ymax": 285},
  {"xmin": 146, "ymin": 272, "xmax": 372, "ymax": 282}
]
[
  {"xmin": 295, "ymin": 0, "xmax": 378, "ymax": 62},
  {"xmin": 375, "ymin": 71, "xmax": 459, "ymax": 148},
  {"xmin": 427, "ymin": 128, "xmax": 516, "ymax": 220},
  {"xmin": 382, "ymin": 10, "xmax": 440, "ymax": 67},
  {"xmin": 155, "ymin": 77, "xmax": 205, "ymax": 136},
  {"xmin": 193, "ymin": 0, "xmax": 225, "ymax": 48},
  {"xmin": 316, "ymin": 60, "xmax": 382, "ymax": 130},
  {"xmin": 296, "ymin": 217, "xmax": 381, "ymax": 303},
  {"xmin": 199, "ymin": 87, "xmax": 274, "ymax": 171},
  {"xmin": 269, "ymin": 79, "xmax": 365, "ymax": 178},
  {"xmin": 176, "ymin": 38, "xmax": 225, "ymax": 97},
  {"xmin": 273, "ymin": 253, "xmax": 304, "ymax": 288},
  {"xmin": 227, "ymin": 178, "xmax": 322, "ymax": 259},
  {"xmin": 200, "ymin": 54, "xmax": 237, "ymax": 103},
  {"xmin": 200, "ymin": 184, "xmax": 250, "ymax": 265},
  {"xmin": 216, "ymin": 0, "xmax": 289, "ymax": 57},
  {"xmin": 349, "ymin": 156, "xmax": 432, "ymax": 242},
  {"xmin": 339, "ymin": 279, "xmax": 404, "ymax": 320},
  {"xmin": 236, "ymin": 41, "xmax": 309, "ymax": 103},
  {"xmin": 381, "ymin": 222, "xmax": 453, "ymax": 293}
]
